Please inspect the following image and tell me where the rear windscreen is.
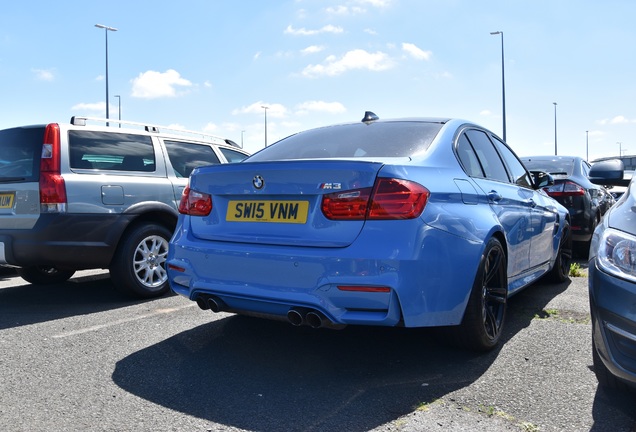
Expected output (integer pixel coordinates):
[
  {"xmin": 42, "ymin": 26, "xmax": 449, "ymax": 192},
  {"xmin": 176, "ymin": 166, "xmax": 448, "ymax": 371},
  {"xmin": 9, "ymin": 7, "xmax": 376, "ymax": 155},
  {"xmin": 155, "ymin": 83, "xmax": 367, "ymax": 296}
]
[
  {"xmin": 0, "ymin": 126, "xmax": 44, "ymax": 182},
  {"xmin": 522, "ymin": 159, "xmax": 574, "ymax": 176},
  {"xmin": 246, "ymin": 121, "xmax": 443, "ymax": 162}
]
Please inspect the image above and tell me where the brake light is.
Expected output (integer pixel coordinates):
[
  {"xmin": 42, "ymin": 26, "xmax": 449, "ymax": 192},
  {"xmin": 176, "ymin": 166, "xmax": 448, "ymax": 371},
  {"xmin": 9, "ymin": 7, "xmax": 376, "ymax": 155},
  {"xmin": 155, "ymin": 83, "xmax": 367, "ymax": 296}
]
[
  {"xmin": 39, "ymin": 123, "xmax": 67, "ymax": 213},
  {"xmin": 178, "ymin": 186, "xmax": 212, "ymax": 216},
  {"xmin": 544, "ymin": 181, "xmax": 585, "ymax": 197},
  {"xmin": 322, "ymin": 178, "xmax": 429, "ymax": 220}
]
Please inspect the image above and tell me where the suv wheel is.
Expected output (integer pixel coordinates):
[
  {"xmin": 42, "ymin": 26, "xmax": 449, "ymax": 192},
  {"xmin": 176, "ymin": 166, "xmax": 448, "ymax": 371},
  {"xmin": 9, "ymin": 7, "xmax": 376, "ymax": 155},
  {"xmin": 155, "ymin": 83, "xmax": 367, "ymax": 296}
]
[
  {"xmin": 110, "ymin": 223, "xmax": 171, "ymax": 298},
  {"xmin": 16, "ymin": 266, "xmax": 76, "ymax": 285}
]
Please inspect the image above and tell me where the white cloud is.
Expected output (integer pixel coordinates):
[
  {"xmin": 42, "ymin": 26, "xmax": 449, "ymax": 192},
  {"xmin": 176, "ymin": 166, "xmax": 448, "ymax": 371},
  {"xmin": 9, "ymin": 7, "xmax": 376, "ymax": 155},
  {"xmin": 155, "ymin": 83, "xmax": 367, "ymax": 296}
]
[
  {"xmin": 301, "ymin": 45, "xmax": 325, "ymax": 55},
  {"xmin": 326, "ymin": 5, "xmax": 365, "ymax": 15},
  {"xmin": 32, "ymin": 68, "xmax": 54, "ymax": 81},
  {"xmin": 598, "ymin": 115, "xmax": 636, "ymax": 125},
  {"xmin": 284, "ymin": 24, "xmax": 344, "ymax": 36},
  {"xmin": 71, "ymin": 102, "xmax": 117, "ymax": 116},
  {"xmin": 356, "ymin": 0, "xmax": 393, "ymax": 7},
  {"xmin": 301, "ymin": 49, "xmax": 395, "ymax": 77},
  {"xmin": 295, "ymin": 101, "xmax": 346, "ymax": 115},
  {"xmin": 131, "ymin": 69, "xmax": 192, "ymax": 99},
  {"xmin": 232, "ymin": 101, "xmax": 288, "ymax": 118},
  {"xmin": 402, "ymin": 43, "xmax": 432, "ymax": 61}
]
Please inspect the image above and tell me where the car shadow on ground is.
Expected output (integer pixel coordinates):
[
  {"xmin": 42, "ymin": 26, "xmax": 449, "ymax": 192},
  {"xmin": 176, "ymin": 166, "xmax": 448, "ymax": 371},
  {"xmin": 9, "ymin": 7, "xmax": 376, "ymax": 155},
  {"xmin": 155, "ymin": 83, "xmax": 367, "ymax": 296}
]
[
  {"xmin": 112, "ymin": 277, "xmax": 619, "ymax": 431},
  {"xmin": 0, "ymin": 271, "xmax": 166, "ymax": 330}
]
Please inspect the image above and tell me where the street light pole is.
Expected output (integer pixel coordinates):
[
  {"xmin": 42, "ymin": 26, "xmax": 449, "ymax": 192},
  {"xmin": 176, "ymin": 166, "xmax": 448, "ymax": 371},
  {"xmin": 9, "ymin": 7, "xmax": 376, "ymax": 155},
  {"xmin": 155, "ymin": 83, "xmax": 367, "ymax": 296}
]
[
  {"xmin": 114, "ymin": 95, "xmax": 121, "ymax": 127},
  {"xmin": 95, "ymin": 24, "xmax": 118, "ymax": 126},
  {"xmin": 553, "ymin": 102, "xmax": 558, "ymax": 155},
  {"xmin": 490, "ymin": 31, "xmax": 506, "ymax": 142},
  {"xmin": 261, "ymin": 106, "xmax": 269, "ymax": 147},
  {"xmin": 586, "ymin": 130, "xmax": 589, "ymax": 161}
]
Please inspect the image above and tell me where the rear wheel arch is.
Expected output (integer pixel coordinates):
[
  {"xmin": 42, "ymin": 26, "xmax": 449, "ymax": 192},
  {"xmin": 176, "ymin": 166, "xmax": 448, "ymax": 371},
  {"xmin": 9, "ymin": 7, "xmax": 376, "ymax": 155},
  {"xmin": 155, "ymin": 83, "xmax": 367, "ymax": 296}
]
[{"xmin": 108, "ymin": 211, "xmax": 177, "ymax": 298}]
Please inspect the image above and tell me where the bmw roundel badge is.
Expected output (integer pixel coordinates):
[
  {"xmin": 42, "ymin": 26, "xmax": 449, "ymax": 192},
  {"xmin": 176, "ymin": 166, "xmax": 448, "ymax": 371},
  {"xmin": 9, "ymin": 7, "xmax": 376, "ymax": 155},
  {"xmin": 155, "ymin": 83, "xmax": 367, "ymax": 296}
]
[{"xmin": 253, "ymin": 175, "xmax": 264, "ymax": 190}]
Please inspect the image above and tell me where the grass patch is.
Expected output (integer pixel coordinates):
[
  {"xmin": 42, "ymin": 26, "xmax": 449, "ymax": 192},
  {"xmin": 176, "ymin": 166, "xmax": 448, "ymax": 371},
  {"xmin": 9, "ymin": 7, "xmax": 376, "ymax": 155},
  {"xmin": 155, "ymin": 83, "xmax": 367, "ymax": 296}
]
[
  {"xmin": 569, "ymin": 262, "xmax": 584, "ymax": 277},
  {"xmin": 534, "ymin": 308, "xmax": 590, "ymax": 324}
]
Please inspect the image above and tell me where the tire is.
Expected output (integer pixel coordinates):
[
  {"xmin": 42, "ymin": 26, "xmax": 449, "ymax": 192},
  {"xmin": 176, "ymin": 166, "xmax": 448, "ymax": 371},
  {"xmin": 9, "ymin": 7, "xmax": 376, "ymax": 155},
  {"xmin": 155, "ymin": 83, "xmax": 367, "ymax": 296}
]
[
  {"xmin": 546, "ymin": 219, "xmax": 572, "ymax": 283},
  {"xmin": 109, "ymin": 223, "xmax": 171, "ymax": 298},
  {"xmin": 16, "ymin": 266, "xmax": 75, "ymax": 285},
  {"xmin": 452, "ymin": 237, "xmax": 508, "ymax": 351}
]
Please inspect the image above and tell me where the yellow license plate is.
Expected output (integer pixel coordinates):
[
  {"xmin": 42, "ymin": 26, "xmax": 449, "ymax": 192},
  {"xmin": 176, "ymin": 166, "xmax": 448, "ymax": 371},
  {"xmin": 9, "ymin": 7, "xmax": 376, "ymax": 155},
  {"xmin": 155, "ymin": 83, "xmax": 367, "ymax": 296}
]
[
  {"xmin": 226, "ymin": 200, "xmax": 309, "ymax": 223},
  {"xmin": 0, "ymin": 193, "xmax": 14, "ymax": 209}
]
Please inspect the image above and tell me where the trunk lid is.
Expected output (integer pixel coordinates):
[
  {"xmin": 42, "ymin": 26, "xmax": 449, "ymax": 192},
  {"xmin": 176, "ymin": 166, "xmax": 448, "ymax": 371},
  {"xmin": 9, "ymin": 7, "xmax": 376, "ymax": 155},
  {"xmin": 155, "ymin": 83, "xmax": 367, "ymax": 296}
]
[{"xmin": 187, "ymin": 159, "xmax": 387, "ymax": 247}]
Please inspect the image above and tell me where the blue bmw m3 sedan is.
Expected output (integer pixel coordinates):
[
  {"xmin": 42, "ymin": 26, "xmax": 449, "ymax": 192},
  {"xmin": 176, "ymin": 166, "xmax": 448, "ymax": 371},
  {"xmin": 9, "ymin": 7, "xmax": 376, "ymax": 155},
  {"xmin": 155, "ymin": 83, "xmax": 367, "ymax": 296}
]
[{"xmin": 167, "ymin": 113, "xmax": 572, "ymax": 351}]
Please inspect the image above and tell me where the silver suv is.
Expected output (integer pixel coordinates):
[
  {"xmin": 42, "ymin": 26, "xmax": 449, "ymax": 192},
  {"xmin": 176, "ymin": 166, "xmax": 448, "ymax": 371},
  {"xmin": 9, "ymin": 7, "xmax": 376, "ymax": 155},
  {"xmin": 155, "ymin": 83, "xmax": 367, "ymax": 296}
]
[{"xmin": 0, "ymin": 116, "xmax": 249, "ymax": 297}]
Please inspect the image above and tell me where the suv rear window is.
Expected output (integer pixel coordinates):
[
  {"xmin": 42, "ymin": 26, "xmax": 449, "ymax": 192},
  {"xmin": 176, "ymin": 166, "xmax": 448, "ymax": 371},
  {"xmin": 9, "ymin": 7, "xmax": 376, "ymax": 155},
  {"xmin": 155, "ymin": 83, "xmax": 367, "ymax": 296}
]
[
  {"xmin": 69, "ymin": 130, "xmax": 155, "ymax": 172},
  {"xmin": 163, "ymin": 140, "xmax": 222, "ymax": 178},
  {"xmin": 0, "ymin": 126, "xmax": 43, "ymax": 182}
]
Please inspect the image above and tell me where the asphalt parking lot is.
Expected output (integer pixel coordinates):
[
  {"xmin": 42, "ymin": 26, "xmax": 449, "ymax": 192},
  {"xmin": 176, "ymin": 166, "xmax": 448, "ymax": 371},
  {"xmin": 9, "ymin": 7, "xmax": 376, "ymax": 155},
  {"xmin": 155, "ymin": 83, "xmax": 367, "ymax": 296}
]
[{"xmin": 0, "ymin": 266, "xmax": 634, "ymax": 431}]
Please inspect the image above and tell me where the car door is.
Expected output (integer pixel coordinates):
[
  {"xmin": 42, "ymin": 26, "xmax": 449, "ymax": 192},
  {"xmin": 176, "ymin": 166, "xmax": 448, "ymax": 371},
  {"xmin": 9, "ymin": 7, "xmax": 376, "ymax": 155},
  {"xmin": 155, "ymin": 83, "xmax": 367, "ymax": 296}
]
[
  {"xmin": 491, "ymin": 137, "xmax": 557, "ymax": 270},
  {"xmin": 458, "ymin": 129, "xmax": 533, "ymax": 279}
]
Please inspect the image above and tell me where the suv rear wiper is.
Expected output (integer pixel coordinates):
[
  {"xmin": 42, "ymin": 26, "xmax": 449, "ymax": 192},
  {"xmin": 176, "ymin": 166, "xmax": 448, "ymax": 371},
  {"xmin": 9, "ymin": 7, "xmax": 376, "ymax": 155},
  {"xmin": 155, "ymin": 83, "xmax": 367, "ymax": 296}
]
[{"xmin": 0, "ymin": 177, "xmax": 27, "ymax": 182}]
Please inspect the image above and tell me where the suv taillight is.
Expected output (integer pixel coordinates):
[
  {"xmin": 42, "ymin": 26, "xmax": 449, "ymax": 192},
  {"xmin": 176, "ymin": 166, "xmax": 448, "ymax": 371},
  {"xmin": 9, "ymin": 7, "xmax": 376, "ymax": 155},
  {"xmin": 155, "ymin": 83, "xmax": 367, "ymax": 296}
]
[
  {"xmin": 322, "ymin": 178, "xmax": 429, "ymax": 220},
  {"xmin": 544, "ymin": 181, "xmax": 585, "ymax": 197},
  {"xmin": 39, "ymin": 123, "xmax": 67, "ymax": 213},
  {"xmin": 178, "ymin": 186, "xmax": 212, "ymax": 216}
]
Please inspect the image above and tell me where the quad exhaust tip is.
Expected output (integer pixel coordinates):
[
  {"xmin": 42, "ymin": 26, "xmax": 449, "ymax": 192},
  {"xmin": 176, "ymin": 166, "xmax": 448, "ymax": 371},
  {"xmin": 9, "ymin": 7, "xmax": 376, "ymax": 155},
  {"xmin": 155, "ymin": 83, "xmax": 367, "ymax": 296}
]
[{"xmin": 287, "ymin": 307, "xmax": 345, "ymax": 330}]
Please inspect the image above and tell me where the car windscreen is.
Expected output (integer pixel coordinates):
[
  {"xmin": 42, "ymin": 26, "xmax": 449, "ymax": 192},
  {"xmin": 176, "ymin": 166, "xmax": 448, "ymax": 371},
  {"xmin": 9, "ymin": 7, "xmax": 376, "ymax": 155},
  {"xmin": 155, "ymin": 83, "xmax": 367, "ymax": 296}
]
[
  {"xmin": 0, "ymin": 126, "xmax": 44, "ymax": 182},
  {"xmin": 522, "ymin": 158, "xmax": 574, "ymax": 176},
  {"xmin": 246, "ymin": 121, "xmax": 442, "ymax": 162}
]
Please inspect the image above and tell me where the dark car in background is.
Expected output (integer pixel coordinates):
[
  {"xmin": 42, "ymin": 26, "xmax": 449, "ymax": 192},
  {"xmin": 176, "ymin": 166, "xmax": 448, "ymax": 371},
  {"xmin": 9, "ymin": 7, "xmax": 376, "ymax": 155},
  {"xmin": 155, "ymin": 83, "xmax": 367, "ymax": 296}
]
[
  {"xmin": 521, "ymin": 155, "xmax": 615, "ymax": 255},
  {"xmin": 588, "ymin": 159, "xmax": 636, "ymax": 391}
]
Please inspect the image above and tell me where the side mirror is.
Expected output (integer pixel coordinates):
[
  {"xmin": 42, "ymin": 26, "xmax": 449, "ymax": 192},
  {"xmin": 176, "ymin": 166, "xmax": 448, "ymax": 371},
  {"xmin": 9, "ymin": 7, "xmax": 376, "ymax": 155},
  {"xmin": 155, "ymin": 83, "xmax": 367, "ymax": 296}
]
[
  {"xmin": 589, "ymin": 159, "xmax": 629, "ymax": 186},
  {"xmin": 531, "ymin": 171, "xmax": 554, "ymax": 189}
]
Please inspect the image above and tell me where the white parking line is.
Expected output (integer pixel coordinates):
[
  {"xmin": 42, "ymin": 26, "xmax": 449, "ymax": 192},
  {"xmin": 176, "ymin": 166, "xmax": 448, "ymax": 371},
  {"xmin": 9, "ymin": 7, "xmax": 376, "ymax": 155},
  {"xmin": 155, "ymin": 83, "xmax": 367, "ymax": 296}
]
[{"xmin": 52, "ymin": 303, "xmax": 197, "ymax": 338}]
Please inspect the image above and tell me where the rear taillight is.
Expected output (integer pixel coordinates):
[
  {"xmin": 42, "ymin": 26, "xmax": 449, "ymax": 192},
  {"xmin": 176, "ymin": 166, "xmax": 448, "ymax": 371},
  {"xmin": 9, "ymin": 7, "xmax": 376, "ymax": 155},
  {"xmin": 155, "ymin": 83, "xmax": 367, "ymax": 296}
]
[
  {"xmin": 544, "ymin": 181, "xmax": 585, "ymax": 197},
  {"xmin": 322, "ymin": 178, "xmax": 429, "ymax": 220},
  {"xmin": 178, "ymin": 186, "xmax": 212, "ymax": 216},
  {"xmin": 39, "ymin": 123, "xmax": 67, "ymax": 213}
]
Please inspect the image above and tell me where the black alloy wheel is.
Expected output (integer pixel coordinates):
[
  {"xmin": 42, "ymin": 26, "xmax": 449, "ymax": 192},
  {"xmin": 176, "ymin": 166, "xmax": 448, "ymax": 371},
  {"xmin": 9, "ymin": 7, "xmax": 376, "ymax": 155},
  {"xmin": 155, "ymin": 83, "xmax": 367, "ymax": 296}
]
[
  {"xmin": 547, "ymin": 219, "xmax": 572, "ymax": 283},
  {"xmin": 453, "ymin": 237, "xmax": 508, "ymax": 351}
]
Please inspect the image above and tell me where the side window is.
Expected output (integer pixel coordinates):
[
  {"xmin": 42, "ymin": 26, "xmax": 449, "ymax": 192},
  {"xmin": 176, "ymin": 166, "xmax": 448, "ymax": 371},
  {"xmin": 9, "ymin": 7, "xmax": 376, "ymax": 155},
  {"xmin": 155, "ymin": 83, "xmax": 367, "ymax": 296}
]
[
  {"xmin": 69, "ymin": 131, "xmax": 155, "ymax": 172},
  {"xmin": 491, "ymin": 137, "xmax": 533, "ymax": 188},
  {"xmin": 219, "ymin": 147, "xmax": 249, "ymax": 163},
  {"xmin": 457, "ymin": 134, "xmax": 484, "ymax": 177},
  {"xmin": 164, "ymin": 140, "xmax": 221, "ymax": 178},
  {"xmin": 581, "ymin": 161, "xmax": 590, "ymax": 177},
  {"xmin": 465, "ymin": 130, "xmax": 510, "ymax": 183}
]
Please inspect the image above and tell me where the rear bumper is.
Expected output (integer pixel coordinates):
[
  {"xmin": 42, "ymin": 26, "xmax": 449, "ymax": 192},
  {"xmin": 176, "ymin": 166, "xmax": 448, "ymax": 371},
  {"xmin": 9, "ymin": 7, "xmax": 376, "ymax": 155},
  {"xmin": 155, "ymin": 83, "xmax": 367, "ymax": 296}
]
[
  {"xmin": 168, "ymin": 222, "xmax": 483, "ymax": 328},
  {"xmin": 0, "ymin": 213, "xmax": 134, "ymax": 270},
  {"xmin": 589, "ymin": 261, "xmax": 636, "ymax": 388}
]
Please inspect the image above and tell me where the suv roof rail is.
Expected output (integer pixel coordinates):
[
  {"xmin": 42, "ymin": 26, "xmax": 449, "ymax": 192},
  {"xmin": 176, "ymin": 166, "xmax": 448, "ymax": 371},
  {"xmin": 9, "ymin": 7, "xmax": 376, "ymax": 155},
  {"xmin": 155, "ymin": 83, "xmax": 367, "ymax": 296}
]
[{"xmin": 69, "ymin": 116, "xmax": 242, "ymax": 148}]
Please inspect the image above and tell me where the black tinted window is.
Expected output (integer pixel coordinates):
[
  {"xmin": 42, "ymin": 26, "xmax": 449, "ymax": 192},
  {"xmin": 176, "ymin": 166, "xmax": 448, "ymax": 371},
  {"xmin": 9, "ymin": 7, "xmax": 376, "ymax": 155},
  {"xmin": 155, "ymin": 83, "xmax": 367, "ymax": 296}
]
[
  {"xmin": 247, "ymin": 121, "xmax": 442, "ymax": 161},
  {"xmin": 0, "ymin": 126, "xmax": 43, "ymax": 181},
  {"xmin": 219, "ymin": 147, "xmax": 249, "ymax": 163},
  {"xmin": 492, "ymin": 137, "xmax": 532, "ymax": 188},
  {"xmin": 69, "ymin": 131, "xmax": 155, "ymax": 172},
  {"xmin": 457, "ymin": 134, "xmax": 484, "ymax": 177},
  {"xmin": 164, "ymin": 140, "xmax": 221, "ymax": 178},
  {"xmin": 465, "ymin": 130, "xmax": 510, "ymax": 183}
]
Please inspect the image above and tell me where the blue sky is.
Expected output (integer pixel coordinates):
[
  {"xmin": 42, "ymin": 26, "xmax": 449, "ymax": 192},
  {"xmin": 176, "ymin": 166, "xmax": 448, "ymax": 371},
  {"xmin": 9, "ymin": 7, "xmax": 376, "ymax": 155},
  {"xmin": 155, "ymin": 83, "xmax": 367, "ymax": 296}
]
[{"xmin": 1, "ymin": 0, "xmax": 635, "ymax": 160}]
